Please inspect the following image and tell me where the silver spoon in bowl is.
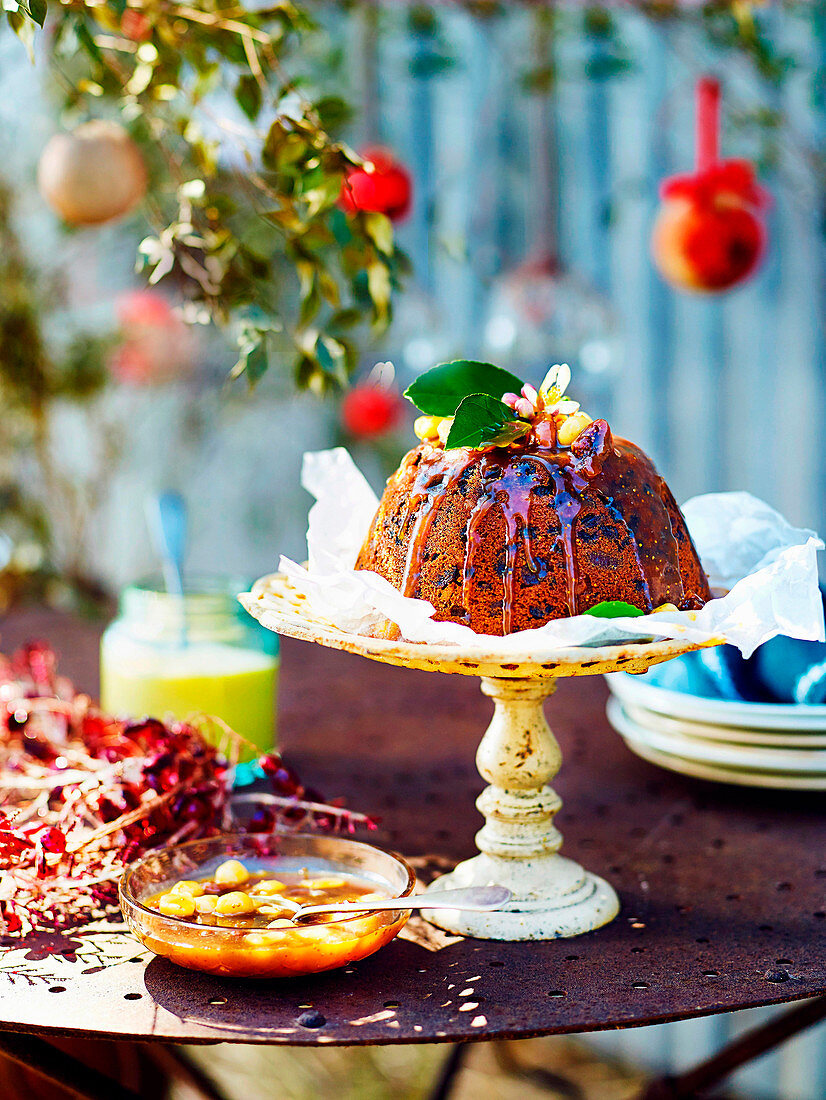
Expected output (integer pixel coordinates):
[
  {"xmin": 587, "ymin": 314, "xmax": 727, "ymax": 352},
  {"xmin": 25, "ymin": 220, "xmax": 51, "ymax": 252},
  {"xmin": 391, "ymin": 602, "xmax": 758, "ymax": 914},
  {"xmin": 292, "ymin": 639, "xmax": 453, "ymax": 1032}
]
[{"xmin": 279, "ymin": 885, "xmax": 512, "ymax": 924}]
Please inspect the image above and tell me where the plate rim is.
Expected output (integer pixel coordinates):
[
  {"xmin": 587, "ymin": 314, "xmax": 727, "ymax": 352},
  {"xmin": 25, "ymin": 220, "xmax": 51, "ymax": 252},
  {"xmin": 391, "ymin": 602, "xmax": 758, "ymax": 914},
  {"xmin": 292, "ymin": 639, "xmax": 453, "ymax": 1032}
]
[
  {"xmin": 619, "ymin": 736, "xmax": 826, "ymax": 791},
  {"xmin": 619, "ymin": 700, "xmax": 826, "ymax": 748},
  {"xmin": 241, "ymin": 573, "xmax": 711, "ymax": 680},
  {"xmin": 606, "ymin": 698, "xmax": 826, "ymax": 774},
  {"xmin": 607, "ymin": 671, "xmax": 826, "ymax": 730}
]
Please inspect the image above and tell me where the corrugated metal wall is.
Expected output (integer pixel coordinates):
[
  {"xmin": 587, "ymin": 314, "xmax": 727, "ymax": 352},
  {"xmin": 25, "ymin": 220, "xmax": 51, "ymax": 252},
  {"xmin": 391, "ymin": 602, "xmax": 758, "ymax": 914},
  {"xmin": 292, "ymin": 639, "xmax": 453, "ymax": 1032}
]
[
  {"xmin": 337, "ymin": 4, "xmax": 826, "ymax": 535},
  {"xmin": 2, "ymin": 8, "xmax": 825, "ymax": 574}
]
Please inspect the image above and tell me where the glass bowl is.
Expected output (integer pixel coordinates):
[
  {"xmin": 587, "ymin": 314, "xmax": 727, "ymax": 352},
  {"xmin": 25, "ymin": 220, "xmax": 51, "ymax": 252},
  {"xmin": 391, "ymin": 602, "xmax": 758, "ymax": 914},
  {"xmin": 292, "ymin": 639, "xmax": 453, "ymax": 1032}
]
[{"xmin": 119, "ymin": 833, "xmax": 415, "ymax": 979}]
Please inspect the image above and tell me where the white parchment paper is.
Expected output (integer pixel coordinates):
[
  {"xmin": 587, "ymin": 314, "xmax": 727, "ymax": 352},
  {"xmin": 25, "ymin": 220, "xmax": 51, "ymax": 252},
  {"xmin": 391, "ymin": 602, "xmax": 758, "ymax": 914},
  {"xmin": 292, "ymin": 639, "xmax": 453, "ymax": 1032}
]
[{"xmin": 276, "ymin": 448, "xmax": 825, "ymax": 658}]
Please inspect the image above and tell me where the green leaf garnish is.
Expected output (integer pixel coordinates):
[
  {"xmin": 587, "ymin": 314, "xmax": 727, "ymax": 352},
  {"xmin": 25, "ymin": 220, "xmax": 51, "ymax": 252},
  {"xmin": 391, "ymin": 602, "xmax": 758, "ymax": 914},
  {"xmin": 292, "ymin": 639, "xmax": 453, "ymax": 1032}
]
[
  {"xmin": 17, "ymin": 0, "xmax": 47, "ymax": 28},
  {"xmin": 445, "ymin": 393, "xmax": 528, "ymax": 450},
  {"xmin": 583, "ymin": 601, "xmax": 645, "ymax": 618},
  {"xmin": 404, "ymin": 360, "xmax": 524, "ymax": 418}
]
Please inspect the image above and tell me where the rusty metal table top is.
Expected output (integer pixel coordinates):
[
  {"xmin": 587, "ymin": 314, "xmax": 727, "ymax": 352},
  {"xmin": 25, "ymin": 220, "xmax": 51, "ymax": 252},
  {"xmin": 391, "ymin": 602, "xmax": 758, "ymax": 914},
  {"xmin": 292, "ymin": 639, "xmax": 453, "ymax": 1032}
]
[{"xmin": 0, "ymin": 609, "xmax": 824, "ymax": 1047}]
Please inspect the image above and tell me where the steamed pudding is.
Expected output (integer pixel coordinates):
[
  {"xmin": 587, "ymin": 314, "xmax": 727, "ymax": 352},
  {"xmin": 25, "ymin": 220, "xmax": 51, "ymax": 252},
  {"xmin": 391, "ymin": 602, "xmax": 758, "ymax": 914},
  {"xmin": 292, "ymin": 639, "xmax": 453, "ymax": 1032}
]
[{"xmin": 356, "ymin": 363, "xmax": 709, "ymax": 636}]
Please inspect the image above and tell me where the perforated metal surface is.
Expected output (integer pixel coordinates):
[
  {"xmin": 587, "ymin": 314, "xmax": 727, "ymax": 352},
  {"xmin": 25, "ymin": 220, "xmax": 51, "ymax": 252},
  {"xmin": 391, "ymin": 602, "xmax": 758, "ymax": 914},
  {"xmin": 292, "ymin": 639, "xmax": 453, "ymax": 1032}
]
[{"xmin": 0, "ymin": 611, "xmax": 824, "ymax": 1047}]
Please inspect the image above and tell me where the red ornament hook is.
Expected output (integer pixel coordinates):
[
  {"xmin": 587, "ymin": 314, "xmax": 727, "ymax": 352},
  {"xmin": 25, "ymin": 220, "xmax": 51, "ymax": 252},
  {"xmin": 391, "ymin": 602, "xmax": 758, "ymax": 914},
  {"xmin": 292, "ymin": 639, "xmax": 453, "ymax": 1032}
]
[{"xmin": 696, "ymin": 75, "xmax": 720, "ymax": 174}]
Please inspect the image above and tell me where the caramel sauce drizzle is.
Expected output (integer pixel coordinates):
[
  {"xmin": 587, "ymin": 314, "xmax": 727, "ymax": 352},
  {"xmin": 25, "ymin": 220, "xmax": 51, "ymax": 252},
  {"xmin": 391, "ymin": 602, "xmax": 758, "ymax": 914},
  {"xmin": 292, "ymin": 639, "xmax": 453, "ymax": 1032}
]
[
  {"xmin": 462, "ymin": 453, "xmax": 584, "ymax": 631},
  {"xmin": 399, "ymin": 462, "xmax": 474, "ymax": 597},
  {"xmin": 397, "ymin": 422, "xmax": 689, "ymax": 632}
]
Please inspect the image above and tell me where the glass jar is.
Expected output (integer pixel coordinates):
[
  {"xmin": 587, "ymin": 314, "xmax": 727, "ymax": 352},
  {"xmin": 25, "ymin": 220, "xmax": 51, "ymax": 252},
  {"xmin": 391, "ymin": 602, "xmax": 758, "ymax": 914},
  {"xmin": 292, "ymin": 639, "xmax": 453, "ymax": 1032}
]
[{"xmin": 100, "ymin": 575, "xmax": 279, "ymax": 760}]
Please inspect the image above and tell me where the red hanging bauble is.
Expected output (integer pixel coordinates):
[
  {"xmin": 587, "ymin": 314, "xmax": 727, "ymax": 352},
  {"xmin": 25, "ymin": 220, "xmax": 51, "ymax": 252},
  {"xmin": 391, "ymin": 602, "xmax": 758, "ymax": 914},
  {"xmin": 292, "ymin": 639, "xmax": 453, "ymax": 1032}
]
[
  {"xmin": 339, "ymin": 146, "xmax": 412, "ymax": 222},
  {"xmin": 341, "ymin": 363, "xmax": 403, "ymax": 439},
  {"xmin": 108, "ymin": 290, "xmax": 195, "ymax": 386},
  {"xmin": 120, "ymin": 8, "xmax": 152, "ymax": 42},
  {"xmin": 651, "ymin": 77, "xmax": 769, "ymax": 294}
]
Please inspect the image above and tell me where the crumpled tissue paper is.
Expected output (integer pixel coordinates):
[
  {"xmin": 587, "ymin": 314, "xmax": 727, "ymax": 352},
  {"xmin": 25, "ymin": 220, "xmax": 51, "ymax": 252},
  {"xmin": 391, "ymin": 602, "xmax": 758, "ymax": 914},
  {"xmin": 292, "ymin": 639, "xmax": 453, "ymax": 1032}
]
[{"xmin": 262, "ymin": 448, "xmax": 825, "ymax": 660}]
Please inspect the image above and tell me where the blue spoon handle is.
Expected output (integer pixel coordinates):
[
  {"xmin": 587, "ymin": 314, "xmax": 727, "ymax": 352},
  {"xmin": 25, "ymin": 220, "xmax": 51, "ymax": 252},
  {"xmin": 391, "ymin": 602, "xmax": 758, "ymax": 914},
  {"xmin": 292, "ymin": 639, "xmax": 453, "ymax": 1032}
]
[{"xmin": 145, "ymin": 493, "xmax": 188, "ymax": 638}]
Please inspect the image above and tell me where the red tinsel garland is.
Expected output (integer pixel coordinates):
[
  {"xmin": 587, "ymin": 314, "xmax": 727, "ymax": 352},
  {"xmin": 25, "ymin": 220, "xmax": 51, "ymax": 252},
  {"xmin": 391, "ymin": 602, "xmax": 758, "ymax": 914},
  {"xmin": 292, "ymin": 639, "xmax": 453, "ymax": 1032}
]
[{"xmin": 0, "ymin": 642, "xmax": 376, "ymax": 939}]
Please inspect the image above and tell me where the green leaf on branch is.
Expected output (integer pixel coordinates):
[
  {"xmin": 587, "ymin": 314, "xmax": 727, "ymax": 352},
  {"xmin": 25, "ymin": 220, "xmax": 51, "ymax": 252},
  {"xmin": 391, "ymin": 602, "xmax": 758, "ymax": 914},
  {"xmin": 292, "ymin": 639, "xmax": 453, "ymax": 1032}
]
[
  {"xmin": 76, "ymin": 19, "xmax": 103, "ymax": 63},
  {"xmin": 363, "ymin": 212, "xmax": 394, "ymax": 255},
  {"xmin": 317, "ymin": 333, "xmax": 348, "ymax": 385},
  {"xmin": 21, "ymin": 0, "xmax": 46, "ymax": 26},
  {"xmin": 7, "ymin": 10, "xmax": 36, "ymax": 61},
  {"xmin": 328, "ymin": 308, "xmax": 361, "ymax": 331},
  {"xmin": 7, "ymin": 0, "xmax": 47, "ymax": 28},
  {"xmin": 231, "ymin": 333, "xmax": 270, "ymax": 386},
  {"xmin": 235, "ymin": 74, "xmax": 262, "ymax": 121},
  {"xmin": 295, "ymin": 257, "xmax": 315, "ymax": 299},
  {"xmin": 329, "ymin": 207, "xmax": 354, "ymax": 247},
  {"xmin": 314, "ymin": 95, "xmax": 352, "ymax": 133},
  {"xmin": 316, "ymin": 266, "xmax": 339, "ymax": 306},
  {"xmin": 263, "ymin": 121, "xmax": 309, "ymax": 172},
  {"xmin": 404, "ymin": 360, "xmax": 524, "ymax": 417},
  {"xmin": 302, "ymin": 174, "xmax": 341, "ymax": 218},
  {"xmin": 583, "ymin": 601, "xmax": 645, "ymax": 619},
  {"xmin": 264, "ymin": 204, "xmax": 304, "ymax": 234},
  {"xmin": 367, "ymin": 260, "xmax": 391, "ymax": 327},
  {"xmin": 445, "ymin": 394, "xmax": 528, "ymax": 450}
]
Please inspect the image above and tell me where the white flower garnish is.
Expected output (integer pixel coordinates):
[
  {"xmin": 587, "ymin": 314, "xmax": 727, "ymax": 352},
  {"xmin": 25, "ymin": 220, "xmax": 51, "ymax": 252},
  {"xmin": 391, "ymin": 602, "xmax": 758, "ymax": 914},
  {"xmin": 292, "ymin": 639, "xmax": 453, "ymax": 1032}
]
[
  {"xmin": 539, "ymin": 363, "xmax": 571, "ymax": 402},
  {"xmin": 551, "ymin": 397, "xmax": 580, "ymax": 417},
  {"xmin": 367, "ymin": 361, "xmax": 395, "ymax": 388}
]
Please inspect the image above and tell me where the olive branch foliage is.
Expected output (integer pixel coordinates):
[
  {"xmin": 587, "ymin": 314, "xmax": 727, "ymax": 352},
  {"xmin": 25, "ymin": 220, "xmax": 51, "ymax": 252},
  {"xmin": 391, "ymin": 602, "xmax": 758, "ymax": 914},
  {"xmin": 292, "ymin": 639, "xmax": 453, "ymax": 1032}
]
[
  {"xmin": 7, "ymin": 0, "xmax": 406, "ymax": 393},
  {"xmin": 4, "ymin": 0, "xmax": 821, "ymax": 396}
]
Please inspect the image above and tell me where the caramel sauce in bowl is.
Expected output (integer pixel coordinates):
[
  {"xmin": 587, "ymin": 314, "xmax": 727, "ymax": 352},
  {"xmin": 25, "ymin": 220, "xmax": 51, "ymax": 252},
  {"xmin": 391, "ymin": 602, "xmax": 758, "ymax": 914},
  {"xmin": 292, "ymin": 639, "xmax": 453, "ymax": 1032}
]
[{"xmin": 119, "ymin": 834, "xmax": 415, "ymax": 979}]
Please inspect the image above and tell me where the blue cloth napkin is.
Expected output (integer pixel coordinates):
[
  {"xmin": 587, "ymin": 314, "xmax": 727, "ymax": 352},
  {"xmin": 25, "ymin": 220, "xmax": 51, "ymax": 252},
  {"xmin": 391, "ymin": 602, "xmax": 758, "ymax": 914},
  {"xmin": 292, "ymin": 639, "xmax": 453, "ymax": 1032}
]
[{"xmin": 644, "ymin": 589, "xmax": 826, "ymax": 705}]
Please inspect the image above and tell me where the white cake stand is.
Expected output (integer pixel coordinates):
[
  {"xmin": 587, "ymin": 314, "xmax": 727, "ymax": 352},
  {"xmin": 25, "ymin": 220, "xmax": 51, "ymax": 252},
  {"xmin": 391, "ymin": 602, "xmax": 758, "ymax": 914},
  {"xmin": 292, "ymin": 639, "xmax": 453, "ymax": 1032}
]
[{"xmin": 241, "ymin": 574, "xmax": 713, "ymax": 941}]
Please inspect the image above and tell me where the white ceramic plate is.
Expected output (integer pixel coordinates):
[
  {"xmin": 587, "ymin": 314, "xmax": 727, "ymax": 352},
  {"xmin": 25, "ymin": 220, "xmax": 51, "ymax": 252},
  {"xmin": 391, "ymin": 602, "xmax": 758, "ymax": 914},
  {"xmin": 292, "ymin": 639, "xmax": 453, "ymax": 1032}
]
[
  {"xmin": 607, "ymin": 672, "xmax": 826, "ymax": 732},
  {"xmin": 607, "ymin": 698, "xmax": 826, "ymax": 775},
  {"xmin": 620, "ymin": 701, "xmax": 826, "ymax": 748},
  {"xmin": 620, "ymin": 737, "xmax": 826, "ymax": 791}
]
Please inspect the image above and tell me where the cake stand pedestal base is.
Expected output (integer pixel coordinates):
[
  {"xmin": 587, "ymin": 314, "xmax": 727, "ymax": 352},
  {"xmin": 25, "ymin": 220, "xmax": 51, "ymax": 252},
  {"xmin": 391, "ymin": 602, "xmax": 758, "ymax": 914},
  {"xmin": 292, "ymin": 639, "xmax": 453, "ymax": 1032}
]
[
  {"xmin": 242, "ymin": 572, "xmax": 709, "ymax": 943},
  {"xmin": 422, "ymin": 676, "xmax": 620, "ymax": 941}
]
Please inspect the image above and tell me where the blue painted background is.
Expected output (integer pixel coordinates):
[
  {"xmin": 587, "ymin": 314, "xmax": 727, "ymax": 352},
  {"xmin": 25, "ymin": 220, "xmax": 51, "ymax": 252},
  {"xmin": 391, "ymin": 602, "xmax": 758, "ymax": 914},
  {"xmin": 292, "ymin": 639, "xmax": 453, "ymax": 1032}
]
[
  {"xmin": 332, "ymin": 4, "xmax": 826, "ymax": 536},
  {"xmin": 1, "ymin": 7, "xmax": 824, "ymax": 595}
]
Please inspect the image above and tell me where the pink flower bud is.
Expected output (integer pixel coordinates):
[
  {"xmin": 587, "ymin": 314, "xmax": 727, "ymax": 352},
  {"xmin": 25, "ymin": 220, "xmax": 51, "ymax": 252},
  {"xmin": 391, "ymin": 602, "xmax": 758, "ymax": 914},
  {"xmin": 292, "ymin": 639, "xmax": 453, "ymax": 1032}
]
[
  {"xmin": 501, "ymin": 392, "xmax": 520, "ymax": 409},
  {"xmin": 515, "ymin": 397, "xmax": 535, "ymax": 419},
  {"xmin": 521, "ymin": 383, "xmax": 539, "ymax": 404}
]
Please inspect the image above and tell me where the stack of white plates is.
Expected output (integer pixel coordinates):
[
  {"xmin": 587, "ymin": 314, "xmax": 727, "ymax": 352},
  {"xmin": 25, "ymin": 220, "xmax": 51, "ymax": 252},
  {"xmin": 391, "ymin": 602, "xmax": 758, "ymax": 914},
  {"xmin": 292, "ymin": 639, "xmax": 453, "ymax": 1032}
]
[{"xmin": 606, "ymin": 672, "xmax": 826, "ymax": 790}]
